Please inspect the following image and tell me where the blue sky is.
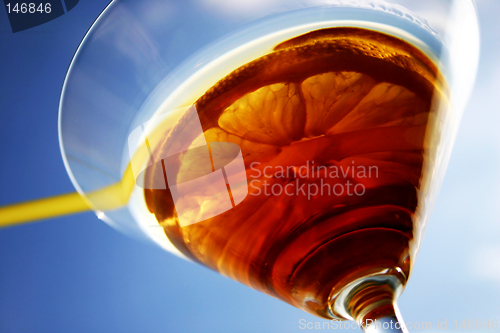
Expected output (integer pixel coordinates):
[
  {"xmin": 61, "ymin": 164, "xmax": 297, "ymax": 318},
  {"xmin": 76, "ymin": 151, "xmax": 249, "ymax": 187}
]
[{"xmin": 1, "ymin": 1, "xmax": 499, "ymax": 332}]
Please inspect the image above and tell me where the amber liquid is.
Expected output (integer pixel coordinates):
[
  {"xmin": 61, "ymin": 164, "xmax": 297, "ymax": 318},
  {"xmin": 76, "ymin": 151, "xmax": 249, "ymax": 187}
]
[{"xmin": 144, "ymin": 27, "xmax": 446, "ymax": 318}]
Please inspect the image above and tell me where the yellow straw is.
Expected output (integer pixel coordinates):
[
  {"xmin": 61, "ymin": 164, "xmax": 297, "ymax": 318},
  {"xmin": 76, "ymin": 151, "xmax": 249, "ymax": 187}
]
[
  {"xmin": 0, "ymin": 106, "xmax": 183, "ymax": 229},
  {"xmin": 0, "ymin": 163, "xmax": 138, "ymax": 229},
  {"xmin": 0, "ymin": 192, "xmax": 91, "ymax": 228}
]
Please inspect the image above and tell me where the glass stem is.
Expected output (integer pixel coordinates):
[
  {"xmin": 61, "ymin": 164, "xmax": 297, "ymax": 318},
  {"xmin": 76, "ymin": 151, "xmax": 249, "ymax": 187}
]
[
  {"xmin": 358, "ymin": 302, "xmax": 408, "ymax": 333},
  {"xmin": 330, "ymin": 269, "xmax": 409, "ymax": 332}
]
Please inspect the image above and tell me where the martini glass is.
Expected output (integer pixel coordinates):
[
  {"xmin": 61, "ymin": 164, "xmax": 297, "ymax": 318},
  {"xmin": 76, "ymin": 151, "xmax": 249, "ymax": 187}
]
[{"xmin": 0, "ymin": 0, "xmax": 479, "ymax": 331}]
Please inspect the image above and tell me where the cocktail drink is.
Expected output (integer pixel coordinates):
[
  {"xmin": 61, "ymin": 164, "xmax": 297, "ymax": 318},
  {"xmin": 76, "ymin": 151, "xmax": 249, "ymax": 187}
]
[
  {"xmin": 0, "ymin": 1, "xmax": 479, "ymax": 331},
  {"xmin": 138, "ymin": 26, "xmax": 445, "ymax": 323}
]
